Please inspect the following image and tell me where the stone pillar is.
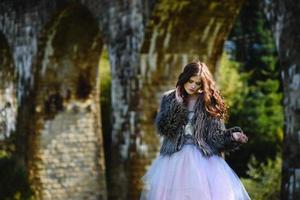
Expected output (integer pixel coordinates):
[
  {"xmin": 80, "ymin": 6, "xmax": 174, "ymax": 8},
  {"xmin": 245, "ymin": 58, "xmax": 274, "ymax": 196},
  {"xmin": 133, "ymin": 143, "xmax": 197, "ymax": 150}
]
[
  {"xmin": 0, "ymin": 32, "xmax": 17, "ymax": 143},
  {"xmin": 27, "ymin": 5, "xmax": 107, "ymax": 199},
  {"xmin": 0, "ymin": 0, "xmax": 59, "ymax": 167},
  {"xmin": 0, "ymin": 2, "xmax": 108, "ymax": 199},
  {"xmin": 99, "ymin": 0, "xmax": 145, "ymax": 198}
]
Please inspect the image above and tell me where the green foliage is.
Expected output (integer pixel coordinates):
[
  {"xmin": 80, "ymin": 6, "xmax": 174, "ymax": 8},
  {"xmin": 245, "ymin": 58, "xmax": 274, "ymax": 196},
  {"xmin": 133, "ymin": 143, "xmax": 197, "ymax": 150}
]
[
  {"xmin": 99, "ymin": 45, "xmax": 111, "ymax": 104},
  {"xmin": 0, "ymin": 150, "xmax": 9, "ymax": 158},
  {"xmin": 99, "ymin": 45, "xmax": 112, "ymax": 135},
  {"xmin": 98, "ymin": 45, "xmax": 113, "ymax": 183},
  {"xmin": 222, "ymin": 0, "xmax": 284, "ymax": 178},
  {"xmin": 224, "ymin": 63, "xmax": 283, "ymax": 175},
  {"xmin": 217, "ymin": 52, "xmax": 250, "ymax": 109},
  {"xmin": 230, "ymin": 78, "xmax": 283, "ymax": 142},
  {"xmin": 242, "ymin": 80, "xmax": 283, "ymax": 139},
  {"xmin": 0, "ymin": 132, "xmax": 33, "ymax": 199},
  {"xmin": 241, "ymin": 154, "xmax": 282, "ymax": 200},
  {"xmin": 0, "ymin": 156, "xmax": 33, "ymax": 200},
  {"xmin": 229, "ymin": 0, "xmax": 280, "ymax": 82}
]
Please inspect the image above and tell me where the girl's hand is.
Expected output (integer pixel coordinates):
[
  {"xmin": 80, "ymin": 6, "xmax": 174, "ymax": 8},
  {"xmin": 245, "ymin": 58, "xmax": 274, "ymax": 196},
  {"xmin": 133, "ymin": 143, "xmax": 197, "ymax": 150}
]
[
  {"xmin": 232, "ymin": 132, "xmax": 248, "ymax": 143},
  {"xmin": 175, "ymin": 86, "xmax": 183, "ymax": 103}
]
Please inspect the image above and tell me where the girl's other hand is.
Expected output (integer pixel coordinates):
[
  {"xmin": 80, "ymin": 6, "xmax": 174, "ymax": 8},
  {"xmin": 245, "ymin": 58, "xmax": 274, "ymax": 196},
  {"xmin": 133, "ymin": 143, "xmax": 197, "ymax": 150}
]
[
  {"xmin": 175, "ymin": 86, "xmax": 183, "ymax": 103},
  {"xmin": 232, "ymin": 132, "xmax": 248, "ymax": 143}
]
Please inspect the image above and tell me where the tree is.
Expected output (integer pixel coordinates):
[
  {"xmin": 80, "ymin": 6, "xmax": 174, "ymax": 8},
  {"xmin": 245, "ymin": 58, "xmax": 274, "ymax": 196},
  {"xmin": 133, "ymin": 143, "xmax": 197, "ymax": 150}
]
[{"xmin": 222, "ymin": 0, "xmax": 283, "ymax": 177}]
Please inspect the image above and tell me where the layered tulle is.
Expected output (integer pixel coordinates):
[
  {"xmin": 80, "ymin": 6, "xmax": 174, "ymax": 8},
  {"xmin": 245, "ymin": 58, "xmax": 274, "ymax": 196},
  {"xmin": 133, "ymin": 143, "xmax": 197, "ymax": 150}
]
[{"xmin": 140, "ymin": 144, "xmax": 251, "ymax": 200}]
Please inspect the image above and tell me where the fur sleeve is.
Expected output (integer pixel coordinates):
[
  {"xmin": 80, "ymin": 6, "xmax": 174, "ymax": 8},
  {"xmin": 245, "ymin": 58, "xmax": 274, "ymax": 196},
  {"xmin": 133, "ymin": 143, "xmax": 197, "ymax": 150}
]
[
  {"xmin": 155, "ymin": 93, "xmax": 187, "ymax": 138},
  {"xmin": 206, "ymin": 117, "xmax": 243, "ymax": 152}
]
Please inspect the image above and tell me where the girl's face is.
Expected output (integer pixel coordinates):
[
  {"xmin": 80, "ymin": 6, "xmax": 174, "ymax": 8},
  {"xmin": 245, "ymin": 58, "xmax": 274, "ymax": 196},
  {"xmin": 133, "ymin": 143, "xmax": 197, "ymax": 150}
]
[{"xmin": 183, "ymin": 75, "xmax": 202, "ymax": 96}]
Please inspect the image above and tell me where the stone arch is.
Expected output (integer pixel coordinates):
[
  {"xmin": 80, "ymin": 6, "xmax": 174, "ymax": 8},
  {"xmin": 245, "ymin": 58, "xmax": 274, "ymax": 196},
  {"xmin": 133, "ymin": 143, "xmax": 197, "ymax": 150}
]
[
  {"xmin": 26, "ymin": 3, "xmax": 107, "ymax": 200},
  {"xmin": 0, "ymin": 31, "xmax": 17, "ymax": 143},
  {"xmin": 132, "ymin": 0, "xmax": 245, "ymax": 198}
]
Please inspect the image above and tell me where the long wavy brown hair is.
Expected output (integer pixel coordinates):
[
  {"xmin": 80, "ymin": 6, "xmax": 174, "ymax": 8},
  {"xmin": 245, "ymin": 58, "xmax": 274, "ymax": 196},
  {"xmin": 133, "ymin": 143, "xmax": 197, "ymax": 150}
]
[{"xmin": 176, "ymin": 61, "xmax": 228, "ymax": 119}]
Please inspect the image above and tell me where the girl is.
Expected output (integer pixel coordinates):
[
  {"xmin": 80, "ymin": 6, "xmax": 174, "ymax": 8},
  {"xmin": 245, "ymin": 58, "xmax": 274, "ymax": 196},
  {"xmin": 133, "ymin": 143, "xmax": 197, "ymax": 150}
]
[{"xmin": 140, "ymin": 62, "xmax": 251, "ymax": 200}]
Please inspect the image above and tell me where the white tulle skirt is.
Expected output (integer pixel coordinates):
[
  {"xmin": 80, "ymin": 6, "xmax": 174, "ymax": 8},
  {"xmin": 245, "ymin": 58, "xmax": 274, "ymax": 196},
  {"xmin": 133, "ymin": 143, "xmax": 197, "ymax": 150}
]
[{"xmin": 140, "ymin": 144, "xmax": 251, "ymax": 200}]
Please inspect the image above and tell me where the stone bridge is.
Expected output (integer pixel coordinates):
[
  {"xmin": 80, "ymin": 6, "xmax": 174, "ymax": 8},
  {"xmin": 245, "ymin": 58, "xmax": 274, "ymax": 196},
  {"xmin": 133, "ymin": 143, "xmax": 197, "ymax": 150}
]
[{"xmin": 0, "ymin": 0, "xmax": 299, "ymax": 199}]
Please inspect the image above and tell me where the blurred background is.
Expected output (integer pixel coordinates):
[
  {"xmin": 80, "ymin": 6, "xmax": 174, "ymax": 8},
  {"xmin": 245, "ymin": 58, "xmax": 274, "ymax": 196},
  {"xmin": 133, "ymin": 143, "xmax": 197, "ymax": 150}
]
[{"xmin": 0, "ymin": 0, "xmax": 299, "ymax": 200}]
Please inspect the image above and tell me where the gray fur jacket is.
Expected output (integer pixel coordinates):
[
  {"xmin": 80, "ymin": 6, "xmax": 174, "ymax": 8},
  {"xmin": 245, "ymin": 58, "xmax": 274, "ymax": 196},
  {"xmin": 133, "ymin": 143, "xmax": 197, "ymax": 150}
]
[{"xmin": 155, "ymin": 90, "xmax": 243, "ymax": 157}]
